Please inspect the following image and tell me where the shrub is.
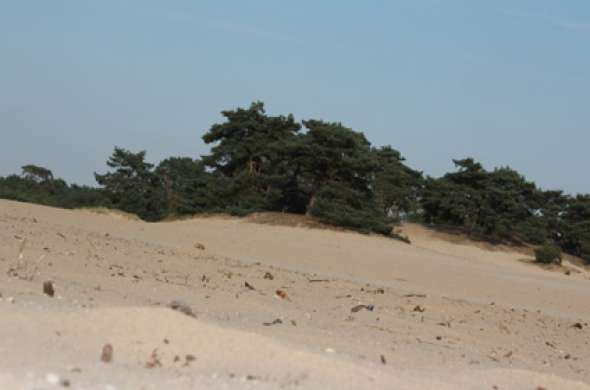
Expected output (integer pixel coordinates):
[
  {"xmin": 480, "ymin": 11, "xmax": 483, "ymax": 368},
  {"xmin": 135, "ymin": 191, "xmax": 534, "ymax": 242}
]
[
  {"xmin": 309, "ymin": 184, "xmax": 393, "ymax": 235},
  {"xmin": 226, "ymin": 205, "xmax": 258, "ymax": 217},
  {"xmin": 534, "ymin": 244, "xmax": 562, "ymax": 265}
]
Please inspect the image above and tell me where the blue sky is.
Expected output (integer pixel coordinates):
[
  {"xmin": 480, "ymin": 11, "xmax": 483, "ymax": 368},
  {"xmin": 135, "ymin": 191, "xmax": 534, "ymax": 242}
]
[{"xmin": 1, "ymin": 1, "xmax": 589, "ymax": 193}]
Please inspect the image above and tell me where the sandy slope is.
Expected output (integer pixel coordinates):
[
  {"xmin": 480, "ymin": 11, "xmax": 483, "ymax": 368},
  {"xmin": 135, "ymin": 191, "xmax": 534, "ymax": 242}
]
[{"xmin": 0, "ymin": 199, "xmax": 589, "ymax": 389}]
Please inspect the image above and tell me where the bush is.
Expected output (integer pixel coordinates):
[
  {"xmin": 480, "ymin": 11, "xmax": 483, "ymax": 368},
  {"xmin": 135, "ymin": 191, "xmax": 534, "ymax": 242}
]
[
  {"xmin": 534, "ymin": 244, "xmax": 562, "ymax": 265},
  {"xmin": 226, "ymin": 205, "xmax": 258, "ymax": 217},
  {"xmin": 309, "ymin": 184, "xmax": 393, "ymax": 235}
]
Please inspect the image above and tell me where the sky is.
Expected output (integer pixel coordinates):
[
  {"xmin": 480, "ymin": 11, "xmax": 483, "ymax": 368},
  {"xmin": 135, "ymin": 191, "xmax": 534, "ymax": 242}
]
[{"xmin": 0, "ymin": 1, "xmax": 589, "ymax": 193}]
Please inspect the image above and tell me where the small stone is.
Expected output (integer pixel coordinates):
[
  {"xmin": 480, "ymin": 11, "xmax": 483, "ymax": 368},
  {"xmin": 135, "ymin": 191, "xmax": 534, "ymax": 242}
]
[
  {"xmin": 351, "ymin": 304, "xmax": 375, "ymax": 313},
  {"xmin": 43, "ymin": 281, "xmax": 55, "ymax": 297},
  {"xmin": 572, "ymin": 322, "xmax": 584, "ymax": 330},
  {"xmin": 413, "ymin": 305, "xmax": 425, "ymax": 313},
  {"xmin": 404, "ymin": 293, "xmax": 427, "ymax": 298},
  {"xmin": 168, "ymin": 300, "xmax": 196, "ymax": 318},
  {"xmin": 275, "ymin": 289, "xmax": 289, "ymax": 300},
  {"xmin": 263, "ymin": 318, "xmax": 283, "ymax": 326},
  {"xmin": 101, "ymin": 344, "xmax": 114, "ymax": 363},
  {"xmin": 181, "ymin": 353, "xmax": 196, "ymax": 366},
  {"xmin": 145, "ymin": 349, "xmax": 162, "ymax": 368}
]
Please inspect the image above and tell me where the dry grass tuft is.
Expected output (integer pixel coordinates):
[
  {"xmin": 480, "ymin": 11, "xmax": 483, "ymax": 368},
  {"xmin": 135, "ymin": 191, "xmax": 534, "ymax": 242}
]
[
  {"xmin": 81, "ymin": 207, "xmax": 142, "ymax": 221},
  {"xmin": 244, "ymin": 212, "xmax": 340, "ymax": 231},
  {"xmin": 8, "ymin": 237, "xmax": 45, "ymax": 281}
]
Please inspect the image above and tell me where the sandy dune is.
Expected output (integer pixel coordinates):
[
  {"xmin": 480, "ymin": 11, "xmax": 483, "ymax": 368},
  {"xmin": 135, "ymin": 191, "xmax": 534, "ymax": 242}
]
[{"xmin": 1, "ymin": 199, "xmax": 589, "ymax": 389}]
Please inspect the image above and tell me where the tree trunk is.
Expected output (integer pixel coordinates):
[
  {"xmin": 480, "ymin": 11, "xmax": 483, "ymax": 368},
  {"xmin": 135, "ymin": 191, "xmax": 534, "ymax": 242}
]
[{"xmin": 305, "ymin": 194, "xmax": 317, "ymax": 216}]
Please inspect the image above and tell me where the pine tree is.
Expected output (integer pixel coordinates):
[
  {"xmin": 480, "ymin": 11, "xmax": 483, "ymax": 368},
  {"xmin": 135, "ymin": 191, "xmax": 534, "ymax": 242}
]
[
  {"xmin": 95, "ymin": 147, "xmax": 166, "ymax": 221},
  {"xmin": 201, "ymin": 101, "xmax": 301, "ymax": 212}
]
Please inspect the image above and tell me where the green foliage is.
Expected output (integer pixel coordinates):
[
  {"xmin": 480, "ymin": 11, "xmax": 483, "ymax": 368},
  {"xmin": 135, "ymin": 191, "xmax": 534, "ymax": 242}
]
[
  {"xmin": 294, "ymin": 120, "xmax": 393, "ymax": 234},
  {"xmin": 95, "ymin": 147, "xmax": 166, "ymax": 221},
  {"xmin": 422, "ymin": 159, "xmax": 547, "ymax": 243},
  {"xmin": 534, "ymin": 244, "xmax": 562, "ymax": 265},
  {"xmin": 2, "ymin": 101, "xmax": 589, "ymax": 258},
  {"xmin": 372, "ymin": 146, "xmax": 423, "ymax": 219},
  {"xmin": 155, "ymin": 157, "xmax": 214, "ymax": 215},
  {"xmin": 202, "ymin": 101, "xmax": 301, "ymax": 176},
  {"xmin": 560, "ymin": 195, "xmax": 590, "ymax": 262},
  {"xmin": 201, "ymin": 101, "xmax": 301, "ymax": 212},
  {"xmin": 309, "ymin": 182, "xmax": 393, "ymax": 235},
  {"xmin": 0, "ymin": 167, "xmax": 107, "ymax": 209},
  {"xmin": 21, "ymin": 165, "xmax": 54, "ymax": 183},
  {"xmin": 199, "ymin": 104, "xmax": 402, "ymax": 235},
  {"xmin": 296, "ymin": 120, "xmax": 376, "ymax": 197}
]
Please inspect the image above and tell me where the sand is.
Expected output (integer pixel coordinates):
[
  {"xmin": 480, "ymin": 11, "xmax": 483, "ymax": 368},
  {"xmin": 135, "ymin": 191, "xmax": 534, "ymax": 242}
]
[{"xmin": 0, "ymin": 199, "xmax": 589, "ymax": 389}]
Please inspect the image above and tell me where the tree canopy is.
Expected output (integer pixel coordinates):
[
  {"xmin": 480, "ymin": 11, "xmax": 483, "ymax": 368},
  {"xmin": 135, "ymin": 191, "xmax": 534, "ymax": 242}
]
[
  {"xmin": 0, "ymin": 166, "xmax": 107, "ymax": 209},
  {"xmin": 1, "ymin": 101, "xmax": 589, "ymax": 262},
  {"xmin": 21, "ymin": 164, "xmax": 54, "ymax": 183},
  {"xmin": 201, "ymin": 101, "xmax": 302, "ymax": 213},
  {"xmin": 422, "ymin": 158, "xmax": 547, "ymax": 243},
  {"xmin": 95, "ymin": 147, "xmax": 166, "ymax": 221},
  {"xmin": 373, "ymin": 146, "xmax": 423, "ymax": 219}
]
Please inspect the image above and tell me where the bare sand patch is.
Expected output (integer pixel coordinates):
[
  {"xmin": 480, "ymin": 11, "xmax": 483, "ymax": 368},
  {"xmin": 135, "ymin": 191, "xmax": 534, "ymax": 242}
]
[{"xmin": 1, "ymin": 199, "xmax": 589, "ymax": 389}]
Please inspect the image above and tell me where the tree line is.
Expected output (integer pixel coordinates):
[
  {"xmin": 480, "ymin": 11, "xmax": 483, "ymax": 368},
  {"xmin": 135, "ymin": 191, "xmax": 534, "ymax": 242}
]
[{"xmin": 1, "ymin": 102, "xmax": 589, "ymax": 262}]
